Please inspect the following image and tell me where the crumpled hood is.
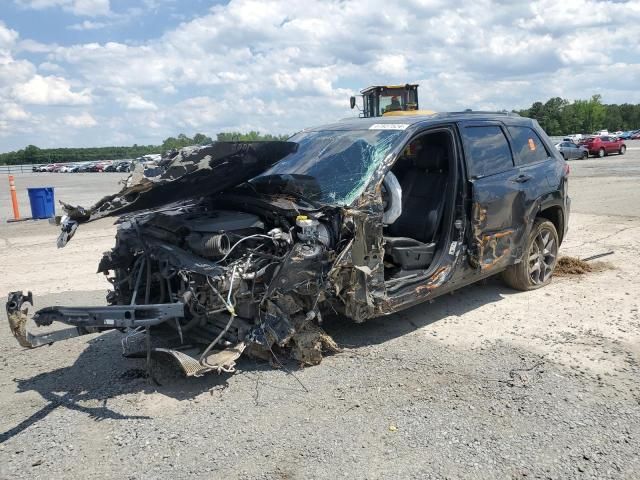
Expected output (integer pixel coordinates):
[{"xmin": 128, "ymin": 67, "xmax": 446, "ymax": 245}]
[
  {"xmin": 61, "ymin": 141, "xmax": 298, "ymax": 223},
  {"xmin": 56, "ymin": 141, "xmax": 298, "ymax": 247}
]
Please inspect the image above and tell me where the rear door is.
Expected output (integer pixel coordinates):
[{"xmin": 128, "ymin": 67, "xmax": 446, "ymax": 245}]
[
  {"xmin": 459, "ymin": 122, "xmax": 524, "ymax": 271},
  {"xmin": 559, "ymin": 142, "xmax": 574, "ymax": 159},
  {"xmin": 567, "ymin": 142, "xmax": 580, "ymax": 159},
  {"xmin": 505, "ymin": 124, "xmax": 558, "ymax": 231},
  {"xmin": 601, "ymin": 136, "xmax": 614, "ymax": 153}
]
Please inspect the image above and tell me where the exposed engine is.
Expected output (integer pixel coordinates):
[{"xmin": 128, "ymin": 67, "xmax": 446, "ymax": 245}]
[{"xmin": 95, "ymin": 201, "xmax": 339, "ymax": 375}]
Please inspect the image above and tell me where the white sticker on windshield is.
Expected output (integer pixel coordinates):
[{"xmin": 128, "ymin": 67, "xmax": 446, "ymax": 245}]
[{"xmin": 369, "ymin": 123, "xmax": 409, "ymax": 131}]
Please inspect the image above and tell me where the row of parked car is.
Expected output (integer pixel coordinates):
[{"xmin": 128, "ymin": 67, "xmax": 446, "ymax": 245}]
[
  {"xmin": 555, "ymin": 133, "xmax": 630, "ymax": 160},
  {"xmin": 33, "ymin": 160, "xmax": 134, "ymax": 173},
  {"xmin": 613, "ymin": 129, "xmax": 640, "ymax": 140}
]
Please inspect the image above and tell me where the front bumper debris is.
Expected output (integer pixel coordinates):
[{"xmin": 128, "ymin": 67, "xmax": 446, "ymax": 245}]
[
  {"xmin": 6, "ymin": 291, "xmax": 184, "ymax": 349},
  {"xmin": 6, "ymin": 292, "xmax": 260, "ymax": 377}
]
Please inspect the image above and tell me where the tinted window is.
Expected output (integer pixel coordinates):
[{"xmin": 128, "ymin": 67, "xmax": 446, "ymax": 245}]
[
  {"xmin": 507, "ymin": 126, "xmax": 549, "ymax": 165},
  {"xmin": 601, "ymin": 136, "xmax": 610, "ymax": 141},
  {"xmin": 462, "ymin": 126, "xmax": 514, "ymax": 178}
]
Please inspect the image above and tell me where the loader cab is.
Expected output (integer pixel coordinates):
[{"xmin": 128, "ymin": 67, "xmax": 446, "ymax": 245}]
[{"xmin": 351, "ymin": 84, "xmax": 420, "ymax": 118}]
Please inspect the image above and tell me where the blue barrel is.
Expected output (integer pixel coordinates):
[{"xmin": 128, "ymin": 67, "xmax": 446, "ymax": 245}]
[{"xmin": 27, "ymin": 187, "xmax": 55, "ymax": 219}]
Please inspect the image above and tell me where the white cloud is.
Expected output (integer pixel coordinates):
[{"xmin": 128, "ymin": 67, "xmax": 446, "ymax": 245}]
[
  {"xmin": 0, "ymin": 103, "xmax": 30, "ymax": 121},
  {"xmin": 0, "ymin": 22, "xmax": 19, "ymax": 54},
  {"xmin": 373, "ymin": 54, "xmax": 408, "ymax": 77},
  {"xmin": 62, "ymin": 111, "xmax": 97, "ymax": 127},
  {"xmin": 69, "ymin": 20, "xmax": 108, "ymax": 30},
  {"xmin": 15, "ymin": 0, "xmax": 111, "ymax": 16},
  {"xmin": 120, "ymin": 93, "xmax": 158, "ymax": 111},
  {"xmin": 1, "ymin": 0, "xmax": 640, "ymax": 150},
  {"xmin": 38, "ymin": 61, "xmax": 65, "ymax": 73},
  {"xmin": 70, "ymin": 0, "xmax": 110, "ymax": 16},
  {"xmin": 13, "ymin": 75, "xmax": 92, "ymax": 105}
]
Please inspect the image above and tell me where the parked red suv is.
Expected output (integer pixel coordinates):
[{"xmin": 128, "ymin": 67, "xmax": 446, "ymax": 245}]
[{"xmin": 580, "ymin": 135, "xmax": 626, "ymax": 157}]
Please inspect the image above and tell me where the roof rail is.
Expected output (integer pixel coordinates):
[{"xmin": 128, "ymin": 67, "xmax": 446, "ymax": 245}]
[{"xmin": 446, "ymin": 110, "xmax": 520, "ymax": 117}]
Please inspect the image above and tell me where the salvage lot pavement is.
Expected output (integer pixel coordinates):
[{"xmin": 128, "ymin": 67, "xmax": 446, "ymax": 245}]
[{"xmin": 1, "ymin": 142, "xmax": 639, "ymax": 479}]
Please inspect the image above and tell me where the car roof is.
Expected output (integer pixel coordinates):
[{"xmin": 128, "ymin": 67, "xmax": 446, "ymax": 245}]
[{"xmin": 307, "ymin": 111, "xmax": 532, "ymax": 132}]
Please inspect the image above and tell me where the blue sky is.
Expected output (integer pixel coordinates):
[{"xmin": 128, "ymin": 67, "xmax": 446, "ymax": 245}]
[{"xmin": 1, "ymin": 0, "xmax": 639, "ymax": 152}]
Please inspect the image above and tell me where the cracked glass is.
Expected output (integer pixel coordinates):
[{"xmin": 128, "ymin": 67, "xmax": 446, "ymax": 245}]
[{"xmin": 251, "ymin": 129, "xmax": 403, "ymax": 205}]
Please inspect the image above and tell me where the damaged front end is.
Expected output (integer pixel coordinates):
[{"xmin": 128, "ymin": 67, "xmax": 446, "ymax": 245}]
[{"xmin": 7, "ymin": 141, "xmax": 352, "ymax": 376}]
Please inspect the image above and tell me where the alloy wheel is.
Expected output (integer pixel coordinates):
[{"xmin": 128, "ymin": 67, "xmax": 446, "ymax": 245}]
[{"xmin": 527, "ymin": 227, "xmax": 557, "ymax": 285}]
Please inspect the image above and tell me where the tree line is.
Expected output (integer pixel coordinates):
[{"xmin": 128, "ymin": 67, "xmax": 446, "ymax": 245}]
[
  {"xmin": 7, "ymin": 97, "xmax": 637, "ymax": 165},
  {"xmin": 0, "ymin": 131, "xmax": 291, "ymax": 165},
  {"xmin": 517, "ymin": 95, "xmax": 640, "ymax": 136}
]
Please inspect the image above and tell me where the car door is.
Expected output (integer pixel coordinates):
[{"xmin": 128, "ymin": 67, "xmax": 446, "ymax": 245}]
[
  {"xmin": 458, "ymin": 121, "xmax": 524, "ymax": 271},
  {"xmin": 557, "ymin": 142, "xmax": 567, "ymax": 158},
  {"xmin": 505, "ymin": 123, "xmax": 560, "ymax": 237},
  {"xmin": 569, "ymin": 142, "xmax": 581, "ymax": 159},
  {"xmin": 559, "ymin": 142, "xmax": 572, "ymax": 159}
]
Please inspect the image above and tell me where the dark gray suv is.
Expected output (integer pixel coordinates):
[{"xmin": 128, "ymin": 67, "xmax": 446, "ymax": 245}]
[{"xmin": 7, "ymin": 112, "xmax": 570, "ymax": 376}]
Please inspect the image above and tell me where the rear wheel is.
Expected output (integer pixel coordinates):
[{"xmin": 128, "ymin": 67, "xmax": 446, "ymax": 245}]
[
  {"xmin": 502, "ymin": 219, "xmax": 559, "ymax": 291},
  {"xmin": 582, "ymin": 151, "xmax": 588, "ymax": 159},
  {"xmin": 619, "ymin": 145, "xmax": 626, "ymax": 155},
  {"xmin": 598, "ymin": 148, "xmax": 605, "ymax": 158}
]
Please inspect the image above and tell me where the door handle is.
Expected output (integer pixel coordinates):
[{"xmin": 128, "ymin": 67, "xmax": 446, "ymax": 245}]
[{"xmin": 513, "ymin": 174, "xmax": 532, "ymax": 183}]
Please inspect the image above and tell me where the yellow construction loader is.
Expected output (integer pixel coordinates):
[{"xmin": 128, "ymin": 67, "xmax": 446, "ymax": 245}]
[{"xmin": 350, "ymin": 84, "xmax": 435, "ymax": 117}]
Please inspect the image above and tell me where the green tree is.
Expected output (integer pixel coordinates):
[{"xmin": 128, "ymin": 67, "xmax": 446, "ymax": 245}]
[
  {"xmin": 216, "ymin": 131, "xmax": 289, "ymax": 142},
  {"xmin": 604, "ymin": 104, "xmax": 623, "ymax": 131},
  {"xmin": 193, "ymin": 133, "xmax": 213, "ymax": 145},
  {"xmin": 23, "ymin": 144, "xmax": 40, "ymax": 163},
  {"xmin": 518, "ymin": 94, "xmax": 640, "ymax": 135}
]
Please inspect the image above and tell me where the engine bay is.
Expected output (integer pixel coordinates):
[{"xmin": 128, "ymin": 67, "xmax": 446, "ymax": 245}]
[{"xmin": 86, "ymin": 197, "xmax": 341, "ymax": 375}]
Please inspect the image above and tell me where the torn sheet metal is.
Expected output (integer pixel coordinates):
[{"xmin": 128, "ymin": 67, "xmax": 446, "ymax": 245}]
[{"xmin": 58, "ymin": 142, "xmax": 298, "ymax": 247}]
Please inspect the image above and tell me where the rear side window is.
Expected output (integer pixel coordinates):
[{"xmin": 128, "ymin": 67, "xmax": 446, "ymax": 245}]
[
  {"xmin": 507, "ymin": 126, "xmax": 549, "ymax": 165},
  {"xmin": 462, "ymin": 126, "xmax": 514, "ymax": 178}
]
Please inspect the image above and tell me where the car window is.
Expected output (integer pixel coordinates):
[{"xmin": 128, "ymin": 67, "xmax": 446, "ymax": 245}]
[
  {"xmin": 462, "ymin": 126, "xmax": 514, "ymax": 178},
  {"xmin": 253, "ymin": 129, "xmax": 404, "ymax": 205},
  {"xmin": 507, "ymin": 126, "xmax": 549, "ymax": 165},
  {"xmin": 560, "ymin": 142, "xmax": 570, "ymax": 147},
  {"xmin": 601, "ymin": 136, "xmax": 610, "ymax": 141}
]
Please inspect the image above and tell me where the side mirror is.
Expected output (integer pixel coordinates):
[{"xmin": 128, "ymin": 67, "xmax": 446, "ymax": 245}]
[{"xmin": 349, "ymin": 96, "xmax": 356, "ymax": 109}]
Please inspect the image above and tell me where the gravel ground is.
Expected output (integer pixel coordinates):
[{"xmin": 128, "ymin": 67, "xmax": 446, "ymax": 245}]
[{"xmin": 0, "ymin": 147, "xmax": 639, "ymax": 479}]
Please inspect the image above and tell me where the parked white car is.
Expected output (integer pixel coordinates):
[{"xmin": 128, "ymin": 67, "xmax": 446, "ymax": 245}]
[{"xmin": 565, "ymin": 134, "xmax": 583, "ymax": 142}]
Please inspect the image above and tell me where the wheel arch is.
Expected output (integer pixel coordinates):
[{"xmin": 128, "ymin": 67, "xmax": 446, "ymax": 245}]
[{"xmin": 537, "ymin": 205, "xmax": 564, "ymax": 245}]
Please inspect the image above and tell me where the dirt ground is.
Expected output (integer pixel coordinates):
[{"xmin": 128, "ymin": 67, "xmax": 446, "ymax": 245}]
[{"xmin": 0, "ymin": 145, "xmax": 639, "ymax": 479}]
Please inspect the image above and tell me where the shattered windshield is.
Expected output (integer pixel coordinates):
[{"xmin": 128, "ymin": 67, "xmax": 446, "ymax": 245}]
[{"xmin": 250, "ymin": 129, "xmax": 403, "ymax": 205}]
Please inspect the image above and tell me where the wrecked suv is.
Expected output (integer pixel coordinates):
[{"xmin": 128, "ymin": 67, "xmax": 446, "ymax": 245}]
[{"xmin": 7, "ymin": 112, "xmax": 569, "ymax": 376}]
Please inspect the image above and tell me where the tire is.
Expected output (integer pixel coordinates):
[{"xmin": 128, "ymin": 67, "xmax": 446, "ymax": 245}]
[
  {"xmin": 582, "ymin": 151, "xmax": 588, "ymax": 159},
  {"xmin": 619, "ymin": 145, "xmax": 626, "ymax": 155},
  {"xmin": 598, "ymin": 148, "xmax": 605, "ymax": 158},
  {"xmin": 501, "ymin": 218, "xmax": 559, "ymax": 291}
]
